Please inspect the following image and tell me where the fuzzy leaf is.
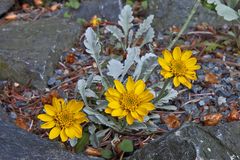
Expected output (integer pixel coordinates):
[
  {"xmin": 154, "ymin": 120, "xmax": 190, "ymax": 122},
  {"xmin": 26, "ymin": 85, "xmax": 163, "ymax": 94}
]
[
  {"xmin": 135, "ymin": 15, "xmax": 154, "ymax": 39},
  {"xmin": 133, "ymin": 53, "xmax": 157, "ymax": 80},
  {"xmin": 69, "ymin": 138, "xmax": 78, "ymax": 147},
  {"xmin": 107, "ymin": 59, "xmax": 124, "ymax": 79},
  {"xmin": 84, "ymin": 27, "xmax": 101, "ymax": 62},
  {"xmin": 157, "ymin": 89, "xmax": 178, "ymax": 105},
  {"xmin": 157, "ymin": 105, "xmax": 177, "ymax": 110},
  {"xmin": 120, "ymin": 47, "xmax": 140, "ymax": 81},
  {"xmin": 118, "ymin": 5, "xmax": 134, "ymax": 36},
  {"xmin": 77, "ymin": 79, "xmax": 88, "ymax": 106},
  {"xmin": 128, "ymin": 29, "xmax": 134, "ymax": 47},
  {"xmin": 85, "ymin": 88, "xmax": 98, "ymax": 98},
  {"xmin": 141, "ymin": 27, "xmax": 155, "ymax": 47},
  {"xmin": 106, "ymin": 25, "xmax": 124, "ymax": 41},
  {"xmin": 126, "ymin": 122, "xmax": 147, "ymax": 131}
]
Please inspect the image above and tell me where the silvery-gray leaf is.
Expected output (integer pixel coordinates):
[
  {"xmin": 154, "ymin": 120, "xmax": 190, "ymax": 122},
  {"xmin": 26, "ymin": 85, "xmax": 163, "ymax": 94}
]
[
  {"xmin": 128, "ymin": 29, "xmax": 134, "ymax": 47},
  {"xmin": 133, "ymin": 53, "xmax": 157, "ymax": 80},
  {"xmin": 92, "ymin": 75, "xmax": 102, "ymax": 82},
  {"xmin": 120, "ymin": 47, "xmax": 140, "ymax": 81},
  {"xmin": 96, "ymin": 128, "xmax": 110, "ymax": 139},
  {"xmin": 135, "ymin": 15, "xmax": 154, "ymax": 39},
  {"xmin": 77, "ymin": 79, "xmax": 88, "ymax": 106},
  {"xmin": 96, "ymin": 100, "xmax": 108, "ymax": 111},
  {"xmin": 226, "ymin": 0, "xmax": 239, "ymax": 8},
  {"xmin": 84, "ymin": 27, "xmax": 101, "ymax": 62},
  {"xmin": 216, "ymin": 3, "xmax": 239, "ymax": 21},
  {"xmin": 146, "ymin": 121, "xmax": 159, "ymax": 132},
  {"xmin": 85, "ymin": 88, "xmax": 98, "ymax": 98},
  {"xmin": 141, "ymin": 27, "xmax": 155, "ymax": 47},
  {"xmin": 88, "ymin": 124, "xmax": 96, "ymax": 134},
  {"xmin": 157, "ymin": 89, "xmax": 178, "ymax": 105},
  {"xmin": 149, "ymin": 114, "xmax": 161, "ymax": 119},
  {"xmin": 106, "ymin": 25, "xmax": 124, "ymax": 41},
  {"xmin": 118, "ymin": 5, "xmax": 134, "ymax": 36},
  {"xmin": 107, "ymin": 59, "xmax": 124, "ymax": 79},
  {"xmin": 86, "ymin": 74, "xmax": 94, "ymax": 88},
  {"xmin": 69, "ymin": 138, "xmax": 78, "ymax": 147},
  {"xmin": 126, "ymin": 122, "xmax": 147, "ymax": 131},
  {"xmin": 89, "ymin": 133, "xmax": 98, "ymax": 148},
  {"xmin": 157, "ymin": 105, "xmax": 177, "ymax": 110}
]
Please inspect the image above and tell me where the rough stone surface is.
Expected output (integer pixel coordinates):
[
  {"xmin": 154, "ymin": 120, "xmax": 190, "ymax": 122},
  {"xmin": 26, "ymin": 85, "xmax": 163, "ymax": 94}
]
[
  {"xmin": 67, "ymin": 0, "xmax": 121, "ymax": 21},
  {"xmin": 148, "ymin": 0, "xmax": 227, "ymax": 32},
  {"xmin": 128, "ymin": 122, "xmax": 240, "ymax": 160},
  {"xmin": 0, "ymin": 0, "xmax": 15, "ymax": 16},
  {"xmin": 0, "ymin": 17, "xmax": 80, "ymax": 89},
  {"xmin": 0, "ymin": 120, "xmax": 102, "ymax": 160}
]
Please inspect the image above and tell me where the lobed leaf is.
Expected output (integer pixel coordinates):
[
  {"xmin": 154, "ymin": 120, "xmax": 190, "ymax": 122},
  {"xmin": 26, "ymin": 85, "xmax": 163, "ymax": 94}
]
[
  {"xmin": 135, "ymin": 15, "xmax": 154, "ymax": 39},
  {"xmin": 107, "ymin": 59, "xmax": 124, "ymax": 79},
  {"xmin": 118, "ymin": 5, "xmax": 134, "ymax": 36}
]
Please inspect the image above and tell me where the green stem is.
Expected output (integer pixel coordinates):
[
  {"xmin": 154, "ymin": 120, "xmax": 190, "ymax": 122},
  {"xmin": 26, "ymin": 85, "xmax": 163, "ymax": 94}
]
[
  {"xmin": 96, "ymin": 61, "xmax": 109, "ymax": 90},
  {"xmin": 153, "ymin": 78, "xmax": 171, "ymax": 103},
  {"xmin": 167, "ymin": 0, "xmax": 200, "ymax": 50}
]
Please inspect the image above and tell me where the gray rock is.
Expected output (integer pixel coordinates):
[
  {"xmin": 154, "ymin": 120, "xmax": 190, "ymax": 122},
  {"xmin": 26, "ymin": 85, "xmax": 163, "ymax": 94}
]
[
  {"xmin": 67, "ymin": 0, "xmax": 121, "ymax": 21},
  {"xmin": 0, "ymin": 17, "xmax": 80, "ymax": 89},
  {"xmin": 0, "ymin": 0, "xmax": 15, "ymax": 16},
  {"xmin": 148, "ymin": 0, "xmax": 227, "ymax": 32},
  {"xmin": 0, "ymin": 120, "xmax": 100, "ymax": 160},
  {"xmin": 129, "ymin": 122, "xmax": 240, "ymax": 160}
]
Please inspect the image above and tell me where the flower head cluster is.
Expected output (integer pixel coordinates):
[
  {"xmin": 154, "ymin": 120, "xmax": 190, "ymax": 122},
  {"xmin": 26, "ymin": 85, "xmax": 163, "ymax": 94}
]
[
  {"xmin": 90, "ymin": 15, "xmax": 101, "ymax": 27},
  {"xmin": 104, "ymin": 76, "xmax": 155, "ymax": 125},
  {"xmin": 38, "ymin": 97, "xmax": 88, "ymax": 142},
  {"xmin": 158, "ymin": 47, "xmax": 201, "ymax": 89}
]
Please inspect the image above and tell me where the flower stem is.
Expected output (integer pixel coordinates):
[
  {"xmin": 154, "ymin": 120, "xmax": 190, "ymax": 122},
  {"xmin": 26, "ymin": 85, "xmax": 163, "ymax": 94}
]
[
  {"xmin": 167, "ymin": 0, "xmax": 200, "ymax": 50},
  {"xmin": 153, "ymin": 78, "xmax": 171, "ymax": 103}
]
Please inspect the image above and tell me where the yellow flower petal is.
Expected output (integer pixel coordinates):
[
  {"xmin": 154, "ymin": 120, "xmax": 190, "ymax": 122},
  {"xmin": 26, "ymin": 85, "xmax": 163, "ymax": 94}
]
[
  {"xmin": 72, "ymin": 126, "xmax": 82, "ymax": 138},
  {"xmin": 111, "ymin": 109, "xmax": 123, "ymax": 117},
  {"xmin": 44, "ymin": 104, "xmax": 56, "ymax": 116},
  {"xmin": 160, "ymin": 70, "xmax": 173, "ymax": 79},
  {"xmin": 107, "ymin": 88, "xmax": 121, "ymax": 98},
  {"xmin": 41, "ymin": 121, "xmax": 55, "ymax": 129},
  {"xmin": 52, "ymin": 97, "xmax": 64, "ymax": 112},
  {"xmin": 49, "ymin": 127, "xmax": 61, "ymax": 140},
  {"xmin": 114, "ymin": 80, "xmax": 126, "ymax": 94},
  {"xmin": 65, "ymin": 127, "xmax": 75, "ymax": 139},
  {"xmin": 173, "ymin": 47, "xmax": 182, "ymax": 60},
  {"xmin": 178, "ymin": 76, "xmax": 192, "ymax": 89},
  {"xmin": 162, "ymin": 49, "xmax": 173, "ymax": 63},
  {"xmin": 67, "ymin": 100, "xmax": 84, "ymax": 113},
  {"xmin": 181, "ymin": 50, "xmax": 192, "ymax": 61},
  {"xmin": 139, "ymin": 103, "xmax": 155, "ymax": 111},
  {"xmin": 188, "ymin": 64, "xmax": 201, "ymax": 70},
  {"xmin": 173, "ymin": 76, "xmax": 180, "ymax": 87},
  {"xmin": 139, "ymin": 90, "xmax": 154, "ymax": 102},
  {"xmin": 60, "ymin": 129, "xmax": 68, "ymax": 142},
  {"xmin": 74, "ymin": 112, "xmax": 87, "ymax": 119},
  {"xmin": 37, "ymin": 114, "xmax": 53, "ymax": 122},
  {"xmin": 185, "ymin": 58, "xmax": 197, "ymax": 67},
  {"xmin": 136, "ymin": 107, "xmax": 148, "ymax": 116},
  {"xmin": 131, "ymin": 111, "xmax": 140, "ymax": 119},
  {"xmin": 126, "ymin": 76, "xmax": 135, "ymax": 91},
  {"xmin": 134, "ymin": 80, "xmax": 145, "ymax": 95},
  {"xmin": 158, "ymin": 57, "xmax": 171, "ymax": 71},
  {"xmin": 108, "ymin": 101, "xmax": 121, "ymax": 109},
  {"xmin": 137, "ymin": 116, "xmax": 144, "ymax": 122},
  {"xmin": 126, "ymin": 114, "xmax": 134, "ymax": 125},
  {"xmin": 105, "ymin": 107, "xmax": 112, "ymax": 114},
  {"xmin": 185, "ymin": 72, "xmax": 197, "ymax": 80}
]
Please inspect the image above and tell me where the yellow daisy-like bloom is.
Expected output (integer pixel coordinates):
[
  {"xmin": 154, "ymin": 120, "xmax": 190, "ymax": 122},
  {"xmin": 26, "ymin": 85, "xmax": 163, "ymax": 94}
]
[
  {"xmin": 37, "ymin": 97, "xmax": 88, "ymax": 142},
  {"xmin": 90, "ymin": 15, "xmax": 101, "ymax": 27},
  {"xmin": 158, "ymin": 47, "xmax": 201, "ymax": 89},
  {"xmin": 104, "ymin": 76, "xmax": 155, "ymax": 125}
]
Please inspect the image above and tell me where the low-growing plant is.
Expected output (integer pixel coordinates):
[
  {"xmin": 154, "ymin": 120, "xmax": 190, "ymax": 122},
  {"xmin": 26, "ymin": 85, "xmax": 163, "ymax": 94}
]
[{"xmin": 38, "ymin": 4, "xmax": 201, "ymax": 158}]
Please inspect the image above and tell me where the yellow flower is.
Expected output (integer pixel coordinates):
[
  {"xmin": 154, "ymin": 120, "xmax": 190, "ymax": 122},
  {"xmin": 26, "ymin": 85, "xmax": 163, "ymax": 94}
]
[
  {"xmin": 104, "ymin": 76, "xmax": 155, "ymax": 125},
  {"xmin": 38, "ymin": 97, "xmax": 88, "ymax": 142},
  {"xmin": 158, "ymin": 47, "xmax": 201, "ymax": 89},
  {"xmin": 90, "ymin": 15, "xmax": 101, "ymax": 27}
]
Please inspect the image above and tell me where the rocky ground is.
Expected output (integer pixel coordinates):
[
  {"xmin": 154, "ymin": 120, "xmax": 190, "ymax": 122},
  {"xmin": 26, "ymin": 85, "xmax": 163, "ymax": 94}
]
[{"xmin": 0, "ymin": 0, "xmax": 239, "ymax": 160}]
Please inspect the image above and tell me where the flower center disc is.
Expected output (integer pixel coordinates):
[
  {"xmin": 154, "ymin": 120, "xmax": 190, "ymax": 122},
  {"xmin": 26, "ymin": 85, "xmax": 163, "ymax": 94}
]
[
  {"xmin": 54, "ymin": 111, "xmax": 73, "ymax": 128},
  {"xmin": 120, "ymin": 93, "xmax": 139, "ymax": 111},
  {"xmin": 171, "ymin": 60, "xmax": 186, "ymax": 76}
]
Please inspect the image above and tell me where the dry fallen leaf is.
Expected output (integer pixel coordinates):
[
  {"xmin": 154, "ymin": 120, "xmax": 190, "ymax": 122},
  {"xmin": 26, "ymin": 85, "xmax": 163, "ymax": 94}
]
[
  {"xmin": 85, "ymin": 147, "xmax": 101, "ymax": 157},
  {"xmin": 5, "ymin": 12, "xmax": 17, "ymax": 20},
  {"xmin": 203, "ymin": 113, "xmax": 223, "ymax": 126},
  {"xmin": 164, "ymin": 114, "xmax": 181, "ymax": 129},
  {"xmin": 15, "ymin": 116, "xmax": 28, "ymax": 130},
  {"xmin": 227, "ymin": 109, "xmax": 239, "ymax": 122},
  {"xmin": 205, "ymin": 72, "xmax": 219, "ymax": 84},
  {"xmin": 50, "ymin": 4, "xmax": 61, "ymax": 12},
  {"xmin": 34, "ymin": 0, "xmax": 43, "ymax": 6},
  {"xmin": 65, "ymin": 53, "xmax": 76, "ymax": 64}
]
